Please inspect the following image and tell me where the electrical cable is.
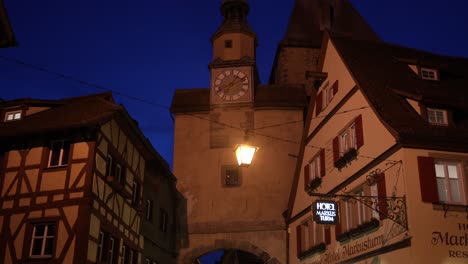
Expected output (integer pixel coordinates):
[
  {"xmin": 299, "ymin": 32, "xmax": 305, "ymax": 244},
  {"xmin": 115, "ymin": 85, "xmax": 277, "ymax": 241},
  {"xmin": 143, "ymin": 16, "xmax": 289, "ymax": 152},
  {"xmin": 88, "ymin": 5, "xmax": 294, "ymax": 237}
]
[{"xmin": 0, "ymin": 54, "xmax": 395, "ymax": 162}]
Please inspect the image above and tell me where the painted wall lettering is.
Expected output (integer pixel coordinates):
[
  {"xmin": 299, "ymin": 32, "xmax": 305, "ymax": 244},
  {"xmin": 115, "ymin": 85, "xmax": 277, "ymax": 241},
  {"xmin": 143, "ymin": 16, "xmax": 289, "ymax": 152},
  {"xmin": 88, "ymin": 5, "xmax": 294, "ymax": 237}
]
[{"xmin": 431, "ymin": 223, "xmax": 468, "ymax": 259}]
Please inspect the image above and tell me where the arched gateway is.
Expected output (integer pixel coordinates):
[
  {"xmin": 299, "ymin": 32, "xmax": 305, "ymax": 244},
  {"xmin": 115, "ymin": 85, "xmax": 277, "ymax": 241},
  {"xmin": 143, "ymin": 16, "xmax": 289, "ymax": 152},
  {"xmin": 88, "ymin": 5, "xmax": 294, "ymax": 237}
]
[
  {"xmin": 180, "ymin": 240, "xmax": 282, "ymax": 264},
  {"xmin": 170, "ymin": 1, "xmax": 306, "ymax": 264}
]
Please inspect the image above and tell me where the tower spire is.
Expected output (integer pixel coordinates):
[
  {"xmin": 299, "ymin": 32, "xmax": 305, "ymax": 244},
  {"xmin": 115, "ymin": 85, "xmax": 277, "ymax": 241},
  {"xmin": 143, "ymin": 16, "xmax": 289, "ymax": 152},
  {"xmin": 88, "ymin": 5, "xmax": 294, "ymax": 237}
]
[{"xmin": 212, "ymin": 0, "xmax": 256, "ymax": 45}]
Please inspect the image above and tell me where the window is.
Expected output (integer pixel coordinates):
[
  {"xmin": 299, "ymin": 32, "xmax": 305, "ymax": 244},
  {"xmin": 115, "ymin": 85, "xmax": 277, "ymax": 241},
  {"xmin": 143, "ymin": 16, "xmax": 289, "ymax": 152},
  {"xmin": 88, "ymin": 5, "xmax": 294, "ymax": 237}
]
[
  {"xmin": 132, "ymin": 181, "xmax": 141, "ymax": 206},
  {"xmin": 48, "ymin": 141, "xmax": 70, "ymax": 167},
  {"xmin": 336, "ymin": 174, "xmax": 386, "ymax": 240},
  {"xmin": 121, "ymin": 244, "xmax": 136, "ymax": 264},
  {"xmin": 145, "ymin": 258, "xmax": 151, "ymax": 264},
  {"xmin": 97, "ymin": 230, "xmax": 118, "ymax": 264},
  {"xmin": 225, "ymin": 39, "xmax": 232, "ymax": 48},
  {"xmin": 222, "ymin": 165, "xmax": 241, "ymax": 187},
  {"xmin": 146, "ymin": 199, "xmax": 153, "ymax": 221},
  {"xmin": 160, "ymin": 209, "xmax": 168, "ymax": 233},
  {"xmin": 315, "ymin": 80, "xmax": 338, "ymax": 115},
  {"xmin": 435, "ymin": 160, "xmax": 466, "ymax": 204},
  {"xmin": 333, "ymin": 115, "xmax": 363, "ymax": 163},
  {"xmin": 421, "ymin": 68, "xmax": 438, "ymax": 80},
  {"xmin": 427, "ymin": 108, "xmax": 448, "ymax": 126},
  {"xmin": 303, "ymin": 150, "xmax": 325, "ymax": 190},
  {"xmin": 106, "ymin": 154, "xmax": 126, "ymax": 184},
  {"xmin": 96, "ymin": 231, "xmax": 104, "ymax": 261},
  {"xmin": 296, "ymin": 219, "xmax": 330, "ymax": 257},
  {"xmin": 29, "ymin": 222, "xmax": 56, "ymax": 258},
  {"xmin": 4, "ymin": 110, "xmax": 22, "ymax": 121}
]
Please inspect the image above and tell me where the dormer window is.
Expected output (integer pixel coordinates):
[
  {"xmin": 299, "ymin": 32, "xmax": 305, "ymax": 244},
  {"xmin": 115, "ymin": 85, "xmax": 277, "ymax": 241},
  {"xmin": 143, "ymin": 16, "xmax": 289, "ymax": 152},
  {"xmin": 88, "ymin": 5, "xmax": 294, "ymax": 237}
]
[
  {"xmin": 4, "ymin": 110, "xmax": 22, "ymax": 121},
  {"xmin": 421, "ymin": 68, "xmax": 438, "ymax": 80},
  {"xmin": 427, "ymin": 108, "xmax": 448, "ymax": 126}
]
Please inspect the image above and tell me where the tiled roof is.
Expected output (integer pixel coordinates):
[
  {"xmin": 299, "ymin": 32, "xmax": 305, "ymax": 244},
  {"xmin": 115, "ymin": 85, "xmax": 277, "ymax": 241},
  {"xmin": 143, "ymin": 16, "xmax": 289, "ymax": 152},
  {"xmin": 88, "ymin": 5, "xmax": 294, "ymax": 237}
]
[
  {"xmin": 170, "ymin": 85, "xmax": 307, "ymax": 113},
  {"xmin": 0, "ymin": 92, "xmax": 172, "ymax": 172},
  {"xmin": 331, "ymin": 36, "xmax": 468, "ymax": 150},
  {"xmin": 0, "ymin": 92, "xmax": 118, "ymax": 137}
]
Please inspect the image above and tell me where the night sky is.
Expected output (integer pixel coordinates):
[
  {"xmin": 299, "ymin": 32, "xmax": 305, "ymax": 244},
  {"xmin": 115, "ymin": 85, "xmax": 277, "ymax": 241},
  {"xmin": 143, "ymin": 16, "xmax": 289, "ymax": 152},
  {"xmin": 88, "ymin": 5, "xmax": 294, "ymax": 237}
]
[{"xmin": 1, "ymin": 0, "xmax": 468, "ymax": 263}]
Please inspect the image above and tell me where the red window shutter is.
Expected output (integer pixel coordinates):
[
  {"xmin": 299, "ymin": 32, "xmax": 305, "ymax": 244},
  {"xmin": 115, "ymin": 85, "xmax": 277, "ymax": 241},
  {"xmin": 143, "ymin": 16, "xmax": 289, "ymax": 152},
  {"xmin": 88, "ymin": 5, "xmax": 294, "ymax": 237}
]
[
  {"xmin": 315, "ymin": 91, "xmax": 323, "ymax": 115},
  {"xmin": 296, "ymin": 225, "xmax": 302, "ymax": 257},
  {"xmin": 355, "ymin": 114, "xmax": 364, "ymax": 149},
  {"xmin": 335, "ymin": 201, "xmax": 342, "ymax": 237},
  {"xmin": 376, "ymin": 173, "xmax": 387, "ymax": 220},
  {"xmin": 332, "ymin": 80, "xmax": 339, "ymax": 95},
  {"xmin": 417, "ymin": 156, "xmax": 439, "ymax": 203},
  {"xmin": 333, "ymin": 137, "xmax": 339, "ymax": 162},
  {"xmin": 304, "ymin": 164, "xmax": 310, "ymax": 190},
  {"xmin": 320, "ymin": 149, "xmax": 326, "ymax": 177},
  {"xmin": 324, "ymin": 227, "xmax": 331, "ymax": 244}
]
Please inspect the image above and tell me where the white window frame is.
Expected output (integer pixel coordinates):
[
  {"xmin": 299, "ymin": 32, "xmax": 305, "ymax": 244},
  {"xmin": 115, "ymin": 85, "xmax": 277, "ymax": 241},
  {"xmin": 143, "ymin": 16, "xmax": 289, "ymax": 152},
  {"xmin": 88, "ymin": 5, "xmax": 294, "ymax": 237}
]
[
  {"xmin": 324, "ymin": 82, "xmax": 334, "ymax": 107},
  {"xmin": 427, "ymin": 108, "xmax": 448, "ymax": 126},
  {"xmin": 132, "ymin": 181, "xmax": 140, "ymax": 205},
  {"xmin": 116, "ymin": 163, "xmax": 122, "ymax": 183},
  {"xmin": 160, "ymin": 209, "xmax": 168, "ymax": 233},
  {"xmin": 48, "ymin": 141, "xmax": 70, "ymax": 167},
  {"xmin": 308, "ymin": 154, "xmax": 321, "ymax": 181},
  {"xmin": 4, "ymin": 110, "xmax": 22, "ymax": 121},
  {"xmin": 421, "ymin": 68, "xmax": 438, "ymax": 80},
  {"xmin": 97, "ymin": 231, "xmax": 104, "ymax": 261},
  {"xmin": 108, "ymin": 237, "xmax": 115, "ymax": 264},
  {"xmin": 435, "ymin": 160, "xmax": 467, "ymax": 205},
  {"xmin": 29, "ymin": 222, "xmax": 56, "ymax": 258},
  {"xmin": 146, "ymin": 199, "xmax": 153, "ymax": 221},
  {"xmin": 339, "ymin": 123, "xmax": 356, "ymax": 156}
]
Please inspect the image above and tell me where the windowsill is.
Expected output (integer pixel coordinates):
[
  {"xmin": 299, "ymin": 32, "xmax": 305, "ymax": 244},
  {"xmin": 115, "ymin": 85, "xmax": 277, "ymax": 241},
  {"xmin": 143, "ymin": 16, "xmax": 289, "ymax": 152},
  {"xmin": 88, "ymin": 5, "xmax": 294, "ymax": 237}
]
[
  {"xmin": 428, "ymin": 123, "xmax": 449, "ymax": 127},
  {"xmin": 21, "ymin": 256, "xmax": 56, "ymax": 264},
  {"xmin": 433, "ymin": 203, "xmax": 468, "ymax": 212},
  {"xmin": 336, "ymin": 218, "xmax": 380, "ymax": 242},
  {"xmin": 334, "ymin": 148, "xmax": 358, "ymax": 171},
  {"xmin": 43, "ymin": 165, "xmax": 68, "ymax": 171},
  {"xmin": 298, "ymin": 243, "xmax": 326, "ymax": 259}
]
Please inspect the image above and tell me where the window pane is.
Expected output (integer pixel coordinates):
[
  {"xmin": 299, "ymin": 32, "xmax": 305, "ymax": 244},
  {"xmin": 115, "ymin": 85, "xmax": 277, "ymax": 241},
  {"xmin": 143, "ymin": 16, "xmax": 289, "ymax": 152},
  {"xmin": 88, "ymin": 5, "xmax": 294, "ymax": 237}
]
[
  {"xmin": 31, "ymin": 238, "xmax": 43, "ymax": 255},
  {"xmin": 46, "ymin": 224, "xmax": 55, "ymax": 236},
  {"xmin": 34, "ymin": 224, "xmax": 45, "ymax": 237},
  {"xmin": 435, "ymin": 164, "xmax": 445, "ymax": 178},
  {"xmin": 44, "ymin": 237, "xmax": 54, "ymax": 255},
  {"xmin": 49, "ymin": 142, "xmax": 62, "ymax": 166},
  {"xmin": 449, "ymin": 179, "xmax": 462, "ymax": 203},
  {"xmin": 447, "ymin": 165, "xmax": 459, "ymax": 179},
  {"xmin": 61, "ymin": 142, "xmax": 70, "ymax": 165},
  {"xmin": 437, "ymin": 178, "xmax": 448, "ymax": 202},
  {"xmin": 14, "ymin": 112, "xmax": 21, "ymax": 119}
]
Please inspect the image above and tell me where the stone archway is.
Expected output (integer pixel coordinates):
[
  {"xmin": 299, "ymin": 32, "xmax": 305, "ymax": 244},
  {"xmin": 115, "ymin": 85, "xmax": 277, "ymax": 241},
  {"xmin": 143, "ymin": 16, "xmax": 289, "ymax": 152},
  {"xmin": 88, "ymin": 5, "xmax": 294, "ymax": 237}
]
[{"xmin": 179, "ymin": 239, "xmax": 282, "ymax": 264}]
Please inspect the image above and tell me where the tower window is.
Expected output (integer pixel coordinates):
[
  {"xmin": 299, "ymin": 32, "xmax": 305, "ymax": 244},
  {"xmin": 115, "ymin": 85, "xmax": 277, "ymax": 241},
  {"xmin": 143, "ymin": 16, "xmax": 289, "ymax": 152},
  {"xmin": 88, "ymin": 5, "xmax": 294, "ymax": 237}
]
[
  {"xmin": 330, "ymin": 6, "xmax": 335, "ymax": 27},
  {"xmin": 225, "ymin": 39, "xmax": 233, "ymax": 48},
  {"xmin": 221, "ymin": 165, "xmax": 241, "ymax": 187}
]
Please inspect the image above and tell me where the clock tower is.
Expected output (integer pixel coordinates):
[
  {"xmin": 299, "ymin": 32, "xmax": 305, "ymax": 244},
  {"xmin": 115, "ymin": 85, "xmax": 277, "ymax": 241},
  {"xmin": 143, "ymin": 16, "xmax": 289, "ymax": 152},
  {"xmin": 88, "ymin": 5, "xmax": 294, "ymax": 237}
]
[{"xmin": 209, "ymin": 0, "xmax": 257, "ymax": 105}]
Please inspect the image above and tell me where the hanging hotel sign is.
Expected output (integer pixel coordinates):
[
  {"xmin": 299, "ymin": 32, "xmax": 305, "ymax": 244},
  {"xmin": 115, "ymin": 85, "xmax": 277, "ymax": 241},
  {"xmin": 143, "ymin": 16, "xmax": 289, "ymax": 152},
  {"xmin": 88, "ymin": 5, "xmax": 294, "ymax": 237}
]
[{"xmin": 313, "ymin": 200, "xmax": 339, "ymax": 225}]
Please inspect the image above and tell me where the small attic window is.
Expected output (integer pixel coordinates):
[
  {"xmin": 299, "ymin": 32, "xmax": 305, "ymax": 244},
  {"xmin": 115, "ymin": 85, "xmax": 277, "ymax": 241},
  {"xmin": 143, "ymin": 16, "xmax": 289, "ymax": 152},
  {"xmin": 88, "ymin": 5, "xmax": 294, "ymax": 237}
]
[
  {"xmin": 4, "ymin": 110, "xmax": 22, "ymax": 122},
  {"xmin": 427, "ymin": 107, "xmax": 448, "ymax": 126},
  {"xmin": 225, "ymin": 40, "xmax": 232, "ymax": 48},
  {"xmin": 421, "ymin": 68, "xmax": 438, "ymax": 80}
]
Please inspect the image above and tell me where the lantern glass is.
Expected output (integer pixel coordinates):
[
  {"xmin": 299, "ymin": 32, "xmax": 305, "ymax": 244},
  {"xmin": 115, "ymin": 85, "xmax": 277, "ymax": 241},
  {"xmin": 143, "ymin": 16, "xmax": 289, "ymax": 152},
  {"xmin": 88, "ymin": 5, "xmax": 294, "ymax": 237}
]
[{"xmin": 235, "ymin": 144, "xmax": 258, "ymax": 166}]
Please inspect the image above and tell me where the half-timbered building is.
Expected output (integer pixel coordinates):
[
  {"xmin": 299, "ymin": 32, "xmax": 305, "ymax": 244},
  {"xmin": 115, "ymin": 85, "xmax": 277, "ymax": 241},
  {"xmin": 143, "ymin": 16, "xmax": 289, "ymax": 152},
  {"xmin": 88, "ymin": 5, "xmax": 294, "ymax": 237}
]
[
  {"xmin": 287, "ymin": 33, "xmax": 468, "ymax": 263},
  {"xmin": 0, "ymin": 92, "xmax": 181, "ymax": 264}
]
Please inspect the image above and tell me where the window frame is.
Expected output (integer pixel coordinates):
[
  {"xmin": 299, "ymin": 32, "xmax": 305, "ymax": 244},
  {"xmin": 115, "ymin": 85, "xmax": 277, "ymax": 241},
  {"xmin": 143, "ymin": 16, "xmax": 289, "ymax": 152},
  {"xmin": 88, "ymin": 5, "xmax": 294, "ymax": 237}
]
[
  {"xmin": 426, "ymin": 107, "xmax": 448, "ymax": 126},
  {"xmin": 435, "ymin": 159, "xmax": 467, "ymax": 205},
  {"xmin": 28, "ymin": 222, "xmax": 57, "ymax": 259},
  {"xmin": 160, "ymin": 208, "xmax": 168, "ymax": 233},
  {"xmin": 421, "ymin": 67, "xmax": 439, "ymax": 80},
  {"xmin": 339, "ymin": 122, "xmax": 356, "ymax": 155},
  {"xmin": 146, "ymin": 199, "xmax": 153, "ymax": 221},
  {"xmin": 221, "ymin": 165, "xmax": 242, "ymax": 187},
  {"xmin": 47, "ymin": 140, "xmax": 71, "ymax": 168},
  {"xmin": 132, "ymin": 181, "xmax": 141, "ymax": 206},
  {"xmin": 4, "ymin": 110, "xmax": 22, "ymax": 122}
]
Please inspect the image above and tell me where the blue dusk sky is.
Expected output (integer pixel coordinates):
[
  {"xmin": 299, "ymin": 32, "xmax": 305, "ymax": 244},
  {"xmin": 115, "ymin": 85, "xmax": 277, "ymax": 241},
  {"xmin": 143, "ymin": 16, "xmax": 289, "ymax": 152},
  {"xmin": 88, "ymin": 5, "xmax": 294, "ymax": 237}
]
[{"xmin": 1, "ymin": 0, "xmax": 468, "ymax": 171}]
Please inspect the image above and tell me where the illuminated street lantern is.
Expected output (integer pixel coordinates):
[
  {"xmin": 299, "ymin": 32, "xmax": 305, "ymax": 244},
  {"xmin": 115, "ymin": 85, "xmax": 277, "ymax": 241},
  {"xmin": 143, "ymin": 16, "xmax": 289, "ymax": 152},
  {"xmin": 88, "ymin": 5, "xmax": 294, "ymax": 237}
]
[{"xmin": 234, "ymin": 144, "xmax": 259, "ymax": 167}]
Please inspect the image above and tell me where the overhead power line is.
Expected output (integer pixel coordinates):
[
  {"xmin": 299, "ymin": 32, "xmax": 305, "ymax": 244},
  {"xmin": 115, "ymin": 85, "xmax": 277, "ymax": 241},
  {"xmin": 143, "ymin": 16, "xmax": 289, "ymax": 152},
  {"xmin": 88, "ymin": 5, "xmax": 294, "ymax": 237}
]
[{"xmin": 0, "ymin": 54, "xmax": 392, "ymax": 162}]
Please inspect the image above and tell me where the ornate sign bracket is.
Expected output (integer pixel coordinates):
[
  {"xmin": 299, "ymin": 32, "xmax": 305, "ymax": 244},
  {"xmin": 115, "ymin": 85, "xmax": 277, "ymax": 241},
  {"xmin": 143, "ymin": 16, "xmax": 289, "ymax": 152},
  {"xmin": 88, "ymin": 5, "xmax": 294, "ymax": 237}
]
[{"xmin": 308, "ymin": 192, "xmax": 408, "ymax": 230}]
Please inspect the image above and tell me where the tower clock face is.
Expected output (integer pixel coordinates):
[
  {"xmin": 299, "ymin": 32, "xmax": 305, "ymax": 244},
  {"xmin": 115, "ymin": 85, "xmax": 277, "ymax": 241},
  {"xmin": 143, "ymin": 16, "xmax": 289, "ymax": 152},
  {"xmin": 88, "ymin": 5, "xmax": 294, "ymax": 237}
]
[{"xmin": 213, "ymin": 69, "xmax": 250, "ymax": 101}]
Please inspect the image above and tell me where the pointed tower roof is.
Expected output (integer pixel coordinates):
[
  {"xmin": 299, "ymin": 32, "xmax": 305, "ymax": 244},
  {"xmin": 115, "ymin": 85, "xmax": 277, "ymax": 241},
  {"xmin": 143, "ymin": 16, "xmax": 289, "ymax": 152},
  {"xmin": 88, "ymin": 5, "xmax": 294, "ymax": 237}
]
[
  {"xmin": 281, "ymin": 0, "xmax": 379, "ymax": 47},
  {"xmin": 211, "ymin": 0, "xmax": 257, "ymax": 43}
]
